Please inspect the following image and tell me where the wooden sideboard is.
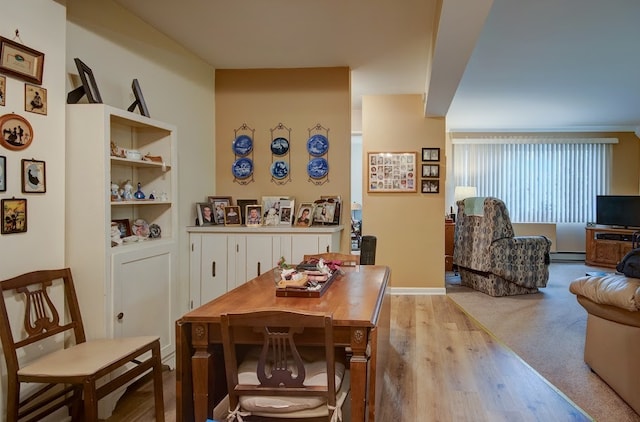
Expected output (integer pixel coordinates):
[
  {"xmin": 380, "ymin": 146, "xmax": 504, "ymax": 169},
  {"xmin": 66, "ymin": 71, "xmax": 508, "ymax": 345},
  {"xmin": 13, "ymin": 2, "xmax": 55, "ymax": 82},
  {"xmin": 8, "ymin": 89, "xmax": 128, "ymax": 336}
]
[
  {"xmin": 585, "ymin": 226, "xmax": 636, "ymax": 268},
  {"xmin": 445, "ymin": 221, "xmax": 455, "ymax": 271}
]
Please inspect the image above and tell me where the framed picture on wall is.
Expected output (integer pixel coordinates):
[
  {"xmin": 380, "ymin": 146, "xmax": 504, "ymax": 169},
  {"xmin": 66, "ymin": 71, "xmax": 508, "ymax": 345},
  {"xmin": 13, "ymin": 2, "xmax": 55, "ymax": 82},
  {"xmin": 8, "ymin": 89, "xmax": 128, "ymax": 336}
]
[
  {"xmin": 0, "ymin": 155, "xmax": 5, "ymax": 192},
  {"xmin": 367, "ymin": 152, "xmax": 417, "ymax": 193},
  {"xmin": 421, "ymin": 179, "xmax": 439, "ymax": 194},
  {"xmin": 1, "ymin": 197, "xmax": 27, "ymax": 234},
  {"xmin": 421, "ymin": 164, "xmax": 439, "ymax": 178},
  {"xmin": 422, "ymin": 148, "xmax": 440, "ymax": 162},
  {"xmin": 21, "ymin": 158, "xmax": 45, "ymax": 193}
]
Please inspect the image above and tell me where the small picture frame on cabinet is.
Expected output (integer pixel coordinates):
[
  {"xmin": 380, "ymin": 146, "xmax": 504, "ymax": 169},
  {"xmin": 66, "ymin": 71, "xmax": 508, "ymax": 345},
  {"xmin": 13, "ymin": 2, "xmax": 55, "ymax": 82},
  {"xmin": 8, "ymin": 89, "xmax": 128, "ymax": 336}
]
[
  {"xmin": 208, "ymin": 196, "xmax": 232, "ymax": 224},
  {"xmin": 236, "ymin": 199, "xmax": 258, "ymax": 224},
  {"xmin": 112, "ymin": 219, "xmax": 131, "ymax": 238},
  {"xmin": 224, "ymin": 206, "xmax": 241, "ymax": 226},
  {"xmin": 295, "ymin": 203, "xmax": 314, "ymax": 227},
  {"xmin": 1, "ymin": 197, "xmax": 26, "ymax": 234},
  {"xmin": 196, "ymin": 202, "xmax": 216, "ymax": 226},
  {"xmin": 245, "ymin": 204, "xmax": 263, "ymax": 227}
]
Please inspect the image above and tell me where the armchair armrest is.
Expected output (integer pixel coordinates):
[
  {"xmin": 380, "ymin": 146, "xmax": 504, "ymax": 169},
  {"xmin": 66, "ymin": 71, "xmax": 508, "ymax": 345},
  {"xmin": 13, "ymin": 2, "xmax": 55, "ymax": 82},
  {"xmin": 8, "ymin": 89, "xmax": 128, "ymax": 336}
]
[{"xmin": 491, "ymin": 236, "xmax": 552, "ymax": 288}]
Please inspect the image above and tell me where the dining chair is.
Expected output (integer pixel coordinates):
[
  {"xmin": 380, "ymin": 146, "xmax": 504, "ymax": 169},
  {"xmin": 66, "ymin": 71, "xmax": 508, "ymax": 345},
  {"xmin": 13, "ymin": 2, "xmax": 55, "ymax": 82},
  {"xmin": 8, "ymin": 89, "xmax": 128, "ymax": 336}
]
[
  {"xmin": 303, "ymin": 252, "xmax": 360, "ymax": 266},
  {"xmin": 0, "ymin": 268, "xmax": 165, "ymax": 421},
  {"xmin": 220, "ymin": 309, "xmax": 350, "ymax": 421}
]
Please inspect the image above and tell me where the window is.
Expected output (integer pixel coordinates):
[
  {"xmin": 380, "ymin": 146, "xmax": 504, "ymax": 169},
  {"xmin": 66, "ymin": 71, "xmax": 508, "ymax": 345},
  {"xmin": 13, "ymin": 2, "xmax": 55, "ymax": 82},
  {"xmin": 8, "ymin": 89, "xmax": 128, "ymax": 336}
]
[{"xmin": 452, "ymin": 137, "xmax": 614, "ymax": 223}]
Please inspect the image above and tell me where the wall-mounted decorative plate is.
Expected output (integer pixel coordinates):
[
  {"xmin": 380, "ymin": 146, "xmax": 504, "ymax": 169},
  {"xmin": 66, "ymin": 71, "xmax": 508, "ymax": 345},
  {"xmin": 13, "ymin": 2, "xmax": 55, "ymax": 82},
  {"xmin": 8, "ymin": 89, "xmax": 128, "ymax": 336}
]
[
  {"xmin": 307, "ymin": 157, "xmax": 329, "ymax": 179},
  {"xmin": 307, "ymin": 134, "xmax": 328, "ymax": 156},
  {"xmin": 232, "ymin": 134, "xmax": 253, "ymax": 156},
  {"xmin": 271, "ymin": 160, "xmax": 289, "ymax": 179},
  {"xmin": 270, "ymin": 137, "xmax": 289, "ymax": 156},
  {"xmin": 232, "ymin": 157, "xmax": 253, "ymax": 179}
]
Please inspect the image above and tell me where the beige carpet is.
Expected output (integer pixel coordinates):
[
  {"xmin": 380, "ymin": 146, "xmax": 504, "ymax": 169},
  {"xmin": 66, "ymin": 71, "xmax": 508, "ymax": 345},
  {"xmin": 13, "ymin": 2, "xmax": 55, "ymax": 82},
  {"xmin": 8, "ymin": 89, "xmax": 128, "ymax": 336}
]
[{"xmin": 447, "ymin": 262, "xmax": 640, "ymax": 422}]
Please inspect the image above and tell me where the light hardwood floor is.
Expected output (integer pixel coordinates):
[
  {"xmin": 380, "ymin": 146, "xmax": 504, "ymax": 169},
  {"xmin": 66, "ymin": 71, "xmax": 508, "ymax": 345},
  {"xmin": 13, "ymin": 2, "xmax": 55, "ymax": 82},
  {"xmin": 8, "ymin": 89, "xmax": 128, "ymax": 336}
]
[{"xmin": 107, "ymin": 295, "xmax": 591, "ymax": 421}]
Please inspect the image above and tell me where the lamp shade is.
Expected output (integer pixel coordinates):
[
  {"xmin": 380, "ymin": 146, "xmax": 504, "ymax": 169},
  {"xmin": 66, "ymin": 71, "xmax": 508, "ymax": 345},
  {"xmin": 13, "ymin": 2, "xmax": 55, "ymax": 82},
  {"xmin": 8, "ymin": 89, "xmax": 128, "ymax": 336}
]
[
  {"xmin": 351, "ymin": 202, "xmax": 362, "ymax": 211},
  {"xmin": 454, "ymin": 186, "xmax": 477, "ymax": 203}
]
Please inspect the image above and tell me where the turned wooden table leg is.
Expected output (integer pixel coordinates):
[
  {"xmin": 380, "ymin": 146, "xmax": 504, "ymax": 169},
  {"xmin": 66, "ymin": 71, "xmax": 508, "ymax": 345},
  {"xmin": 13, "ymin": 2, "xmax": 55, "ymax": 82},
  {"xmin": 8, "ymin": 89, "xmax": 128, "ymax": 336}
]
[{"xmin": 350, "ymin": 327, "xmax": 369, "ymax": 421}]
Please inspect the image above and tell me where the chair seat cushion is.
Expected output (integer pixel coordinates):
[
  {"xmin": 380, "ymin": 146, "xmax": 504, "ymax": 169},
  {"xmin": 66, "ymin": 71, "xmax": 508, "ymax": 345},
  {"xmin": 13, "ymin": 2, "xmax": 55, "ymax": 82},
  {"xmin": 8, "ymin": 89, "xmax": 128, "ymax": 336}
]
[
  {"xmin": 237, "ymin": 347, "xmax": 347, "ymax": 414},
  {"xmin": 18, "ymin": 336, "xmax": 159, "ymax": 378}
]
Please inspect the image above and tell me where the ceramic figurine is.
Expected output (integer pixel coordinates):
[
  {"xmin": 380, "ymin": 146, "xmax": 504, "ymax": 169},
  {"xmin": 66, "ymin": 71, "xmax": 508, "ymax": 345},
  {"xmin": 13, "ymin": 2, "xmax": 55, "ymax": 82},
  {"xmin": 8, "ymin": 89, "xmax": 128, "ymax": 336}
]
[
  {"xmin": 122, "ymin": 180, "xmax": 134, "ymax": 200},
  {"xmin": 134, "ymin": 182, "xmax": 145, "ymax": 200}
]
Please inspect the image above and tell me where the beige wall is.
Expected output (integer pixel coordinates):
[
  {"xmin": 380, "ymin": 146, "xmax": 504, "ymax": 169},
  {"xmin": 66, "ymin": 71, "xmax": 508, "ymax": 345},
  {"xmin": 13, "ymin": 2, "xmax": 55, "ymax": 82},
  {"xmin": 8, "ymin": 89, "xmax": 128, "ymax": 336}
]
[
  {"xmin": 215, "ymin": 67, "xmax": 352, "ymax": 250},
  {"xmin": 610, "ymin": 132, "xmax": 640, "ymax": 194},
  {"xmin": 66, "ymin": 0, "xmax": 215, "ymax": 314},
  {"xmin": 363, "ymin": 95, "xmax": 446, "ymax": 289}
]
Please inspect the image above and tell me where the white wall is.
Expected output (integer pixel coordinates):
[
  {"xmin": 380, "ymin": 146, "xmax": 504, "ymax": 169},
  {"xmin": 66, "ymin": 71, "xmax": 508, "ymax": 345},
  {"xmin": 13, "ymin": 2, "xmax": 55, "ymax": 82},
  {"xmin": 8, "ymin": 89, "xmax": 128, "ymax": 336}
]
[{"xmin": 65, "ymin": 0, "xmax": 215, "ymax": 314}]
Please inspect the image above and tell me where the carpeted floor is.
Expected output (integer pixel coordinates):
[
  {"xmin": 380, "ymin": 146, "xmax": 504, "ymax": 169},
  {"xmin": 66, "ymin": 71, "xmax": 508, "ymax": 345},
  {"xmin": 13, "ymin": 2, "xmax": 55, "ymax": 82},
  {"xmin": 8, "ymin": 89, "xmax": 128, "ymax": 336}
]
[{"xmin": 446, "ymin": 262, "xmax": 640, "ymax": 422}]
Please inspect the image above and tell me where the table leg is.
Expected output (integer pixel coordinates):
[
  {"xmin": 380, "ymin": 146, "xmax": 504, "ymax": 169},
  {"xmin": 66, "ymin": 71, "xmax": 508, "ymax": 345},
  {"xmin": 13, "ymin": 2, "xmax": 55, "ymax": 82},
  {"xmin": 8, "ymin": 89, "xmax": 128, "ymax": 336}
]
[
  {"xmin": 350, "ymin": 327, "xmax": 369, "ymax": 421},
  {"xmin": 191, "ymin": 323, "xmax": 214, "ymax": 422}
]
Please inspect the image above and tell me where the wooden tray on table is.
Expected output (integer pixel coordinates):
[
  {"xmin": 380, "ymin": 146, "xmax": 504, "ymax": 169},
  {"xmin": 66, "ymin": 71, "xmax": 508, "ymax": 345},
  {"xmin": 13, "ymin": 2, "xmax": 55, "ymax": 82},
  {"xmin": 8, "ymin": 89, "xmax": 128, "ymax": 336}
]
[{"xmin": 276, "ymin": 270, "xmax": 339, "ymax": 298}]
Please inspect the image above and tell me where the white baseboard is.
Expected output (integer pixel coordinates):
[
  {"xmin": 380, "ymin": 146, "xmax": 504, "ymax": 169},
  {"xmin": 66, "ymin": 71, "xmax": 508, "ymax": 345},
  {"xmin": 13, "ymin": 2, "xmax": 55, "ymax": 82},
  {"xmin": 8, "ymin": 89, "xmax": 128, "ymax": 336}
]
[
  {"xmin": 390, "ymin": 287, "xmax": 446, "ymax": 295},
  {"xmin": 550, "ymin": 252, "xmax": 586, "ymax": 262}
]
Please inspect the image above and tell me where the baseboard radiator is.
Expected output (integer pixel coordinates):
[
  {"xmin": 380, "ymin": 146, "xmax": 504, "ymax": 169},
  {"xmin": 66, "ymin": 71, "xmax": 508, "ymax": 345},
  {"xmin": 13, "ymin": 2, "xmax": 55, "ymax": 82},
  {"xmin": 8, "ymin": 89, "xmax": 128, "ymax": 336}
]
[{"xmin": 550, "ymin": 252, "xmax": 586, "ymax": 262}]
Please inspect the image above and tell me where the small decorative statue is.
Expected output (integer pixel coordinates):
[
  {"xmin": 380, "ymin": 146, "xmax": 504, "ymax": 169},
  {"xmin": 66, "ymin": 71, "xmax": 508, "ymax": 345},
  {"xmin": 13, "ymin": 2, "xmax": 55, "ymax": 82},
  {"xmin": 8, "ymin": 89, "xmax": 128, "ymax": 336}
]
[
  {"xmin": 111, "ymin": 182, "xmax": 121, "ymax": 201},
  {"xmin": 110, "ymin": 222, "xmax": 123, "ymax": 246},
  {"xmin": 134, "ymin": 182, "xmax": 145, "ymax": 200},
  {"xmin": 122, "ymin": 180, "xmax": 134, "ymax": 200}
]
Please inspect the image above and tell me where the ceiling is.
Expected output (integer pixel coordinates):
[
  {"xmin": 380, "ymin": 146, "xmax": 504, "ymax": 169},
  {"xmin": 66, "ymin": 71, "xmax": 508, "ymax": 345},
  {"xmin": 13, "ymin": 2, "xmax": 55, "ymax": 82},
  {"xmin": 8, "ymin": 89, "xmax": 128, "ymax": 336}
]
[{"xmin": 114, "ymin": 0, "xmax": 640, "ymax": 132}]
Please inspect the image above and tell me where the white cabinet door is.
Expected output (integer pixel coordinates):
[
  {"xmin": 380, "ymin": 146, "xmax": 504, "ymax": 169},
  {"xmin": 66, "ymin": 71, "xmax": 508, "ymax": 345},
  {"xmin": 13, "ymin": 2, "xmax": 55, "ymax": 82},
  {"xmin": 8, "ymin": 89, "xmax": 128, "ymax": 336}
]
[
  {"xmin": 291, "ymin": 234, "xmax": 331, "ymax": 263},
  {"xmin": 112, "ymin": 243, "xmax": 175, "ymax": 360},
  {"xmin": 245, "ymin": 235, "xmax": 274, "ymax": 280},
  {"xmin": 195, "ymin": 234, "xmax": 229, "ymax": 307}
]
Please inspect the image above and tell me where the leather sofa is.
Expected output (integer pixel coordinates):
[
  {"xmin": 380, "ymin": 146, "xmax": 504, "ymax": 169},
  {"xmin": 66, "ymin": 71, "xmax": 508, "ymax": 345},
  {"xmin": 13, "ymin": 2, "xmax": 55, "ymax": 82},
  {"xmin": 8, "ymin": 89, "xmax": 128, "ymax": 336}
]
[
  {"xmin": 570, "ymin": 274, "xmax": 640, "ymax": 416},
  {"xmin": 453, "ymin": 197, "xmax": 551, "ymax": 296}
]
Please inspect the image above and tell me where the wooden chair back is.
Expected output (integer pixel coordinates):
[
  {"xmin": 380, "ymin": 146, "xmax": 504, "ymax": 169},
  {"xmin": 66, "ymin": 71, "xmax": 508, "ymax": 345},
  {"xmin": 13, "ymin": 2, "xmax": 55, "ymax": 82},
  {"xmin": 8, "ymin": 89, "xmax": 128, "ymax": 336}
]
[
  {"xmin": 0, "ymin": 268, "xmax": 165, "ymax": 421},
  {"xmin": 303, "ymin": 252, "xmax": 360, "ymax": 266},
  {"xmin": 220, "ymin": 309, "xmax": 339, "ymax": 420}
]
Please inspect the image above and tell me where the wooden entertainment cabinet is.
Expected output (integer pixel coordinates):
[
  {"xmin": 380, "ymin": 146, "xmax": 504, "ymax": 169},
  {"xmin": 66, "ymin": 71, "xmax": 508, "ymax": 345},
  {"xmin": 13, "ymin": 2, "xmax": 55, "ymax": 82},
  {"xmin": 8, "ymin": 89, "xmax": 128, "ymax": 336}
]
[{"xmin": 585, "ymin": 226, "xmax": 637, "ymax": 268}]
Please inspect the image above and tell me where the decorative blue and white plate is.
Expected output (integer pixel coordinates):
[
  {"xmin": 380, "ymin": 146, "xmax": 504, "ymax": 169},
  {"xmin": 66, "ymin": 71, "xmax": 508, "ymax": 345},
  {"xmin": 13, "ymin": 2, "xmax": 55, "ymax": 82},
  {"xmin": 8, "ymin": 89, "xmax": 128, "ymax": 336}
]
[
  {"xmin": 232, "ymin": 157, "xmax": 254, "ymax": 179},
  {"xmin": 270, "ymin": 137, "xmax": 289, "ymax": 156},
  {"xmin": 270, "ymin": 160, "xmax": 289, "ymax": 179},
  {"xmin": 232, "ymin": 134, "xmax": 253, "ymax": 156},
  {"xmin": 307, "ymin": 134, "xmax": 329, "ymax": 157},
  {"xmin": 307, "ymin": 157, "xmax": 329, "ymax": 179}
]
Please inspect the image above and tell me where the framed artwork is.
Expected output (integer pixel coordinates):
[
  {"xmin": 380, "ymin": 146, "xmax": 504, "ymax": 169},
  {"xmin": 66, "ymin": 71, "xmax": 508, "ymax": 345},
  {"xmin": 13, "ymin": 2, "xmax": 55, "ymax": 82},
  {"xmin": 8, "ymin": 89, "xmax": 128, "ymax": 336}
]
[
  {"xmin": 2, "ymin": 198, "xmax": 27, "ymax": 234},
  {"xmin": 422, "ymin": 164, "xmax": 439, "ymax": 178},
  {"xmin": 421, "ymin": 179, "xmax": 440, "ymax": 194},
  {"xmin": 0, "ymin": 37, "xmax": 44, "ymax": 85},
  {"xmin": 0, "ymin": 75, "xmax": 5, "ymax": 106},
  {"xmin": 208, "ymin": 196, "xmax": 233, "ymax": 224},
  {"xmin": 66, "ymin": 58, "xmax": 102, "ymax": 104},
  {"xmin": 245, "ymin": 204, "xmax": 263, "ymax": 227},
  {"xmin": 24, "ymin": 84, "xmax": 47, "ymax": 115},
  {"xmin": 422, "ymin": 148, "xmax": 440, "ymax": 162},
  {"xmin": 224, "ymin": 206, "xmax": 241, "ymax": 226},
  {"xmin": 367, "ymin": 152, "xmax": 417, "ymax": 193},
  {"xmin": 295, "ymin": 203, "xmax": 314, "ymax": 227},
  {"xmin": 21, "ymin": 158, "xmax": 45, "ymax": 193},
  {"xmin": 236, "ymin": 199, "xmax": 258, "ymax": 225},
  {"xmin": 261, "ymin": 196, "xmax": 294, "ymax": 226},
  {"xmin": 279, "ymin": 206, "xmax": 293, "ymax": 226},
  {"xmin": 0, "ymin": 155, "xmax": 5, "ymax": 192},
  {"xmin": 112, "ymin": 218, "xmax": 131, "ymax": 238},
  {"xmin": 0, "ymin": 113, "xmax": 33, "ymax": 151},
  {"xmin": 196, "ymin": 202, "xmax": 216, "ymax": 226}
]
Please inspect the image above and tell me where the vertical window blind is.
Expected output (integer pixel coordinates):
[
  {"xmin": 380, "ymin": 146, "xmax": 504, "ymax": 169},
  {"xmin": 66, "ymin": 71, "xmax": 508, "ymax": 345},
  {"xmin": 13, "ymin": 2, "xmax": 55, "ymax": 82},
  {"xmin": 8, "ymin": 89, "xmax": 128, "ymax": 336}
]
[{"xmin": 452, "ymin": 139, "xmax": 613, "ymax": 223}]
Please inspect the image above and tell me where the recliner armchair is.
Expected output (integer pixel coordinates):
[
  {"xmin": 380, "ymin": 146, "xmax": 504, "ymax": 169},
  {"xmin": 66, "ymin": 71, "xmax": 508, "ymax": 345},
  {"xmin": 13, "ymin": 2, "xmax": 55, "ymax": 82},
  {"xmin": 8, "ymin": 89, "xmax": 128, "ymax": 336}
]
[{"xmin": 453, "ymin": 197, "xmax": 551, "ymax": 296}]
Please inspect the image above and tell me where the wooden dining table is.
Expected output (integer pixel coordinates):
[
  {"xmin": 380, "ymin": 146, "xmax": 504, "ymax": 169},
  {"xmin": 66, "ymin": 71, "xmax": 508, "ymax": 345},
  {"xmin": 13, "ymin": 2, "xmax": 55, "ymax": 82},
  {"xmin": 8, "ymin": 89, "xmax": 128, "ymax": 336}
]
[{"xmin": 175, "ymin": 264, "xmax": 391, "ymax": 422}]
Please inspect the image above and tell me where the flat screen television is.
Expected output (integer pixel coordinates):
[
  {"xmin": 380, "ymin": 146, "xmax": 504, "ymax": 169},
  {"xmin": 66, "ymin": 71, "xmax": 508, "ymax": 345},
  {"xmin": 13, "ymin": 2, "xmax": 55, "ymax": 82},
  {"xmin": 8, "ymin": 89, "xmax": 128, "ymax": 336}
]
[{"xmin": 596, "ymin": 195, "xmax": 640, "ymax": 228}]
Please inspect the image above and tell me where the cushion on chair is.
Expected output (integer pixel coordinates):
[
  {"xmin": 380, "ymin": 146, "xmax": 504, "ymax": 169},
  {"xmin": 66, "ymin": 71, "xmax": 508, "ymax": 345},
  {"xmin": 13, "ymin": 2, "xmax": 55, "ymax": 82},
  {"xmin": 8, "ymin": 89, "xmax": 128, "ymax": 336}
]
[
  {"xmin": 18, "ymin": 336, "xmax": 160, "ymax": 377},
  {"xmin": 569, "ymin": 274, "xmax": 640, "ymax": 312},
  {"xmin": 237, "ymin": 347, "xmax": 347, "ymax": 414}
]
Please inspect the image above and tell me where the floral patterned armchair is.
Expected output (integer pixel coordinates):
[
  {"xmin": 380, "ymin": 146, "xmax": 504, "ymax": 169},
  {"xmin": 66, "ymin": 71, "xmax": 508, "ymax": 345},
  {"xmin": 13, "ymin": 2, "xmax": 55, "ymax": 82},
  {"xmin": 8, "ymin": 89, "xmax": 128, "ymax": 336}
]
[{"xmin": 453, "ymin": 197, "xmax": 551, "ymax": 296}]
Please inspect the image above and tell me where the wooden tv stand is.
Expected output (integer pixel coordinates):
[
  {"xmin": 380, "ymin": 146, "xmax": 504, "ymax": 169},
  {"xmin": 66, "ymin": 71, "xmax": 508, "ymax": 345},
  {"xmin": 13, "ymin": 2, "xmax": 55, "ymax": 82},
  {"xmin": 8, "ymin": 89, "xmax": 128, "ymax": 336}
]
[{"xmin": 585, "ymin": 226, "xmax": 637, "ymax": 268}]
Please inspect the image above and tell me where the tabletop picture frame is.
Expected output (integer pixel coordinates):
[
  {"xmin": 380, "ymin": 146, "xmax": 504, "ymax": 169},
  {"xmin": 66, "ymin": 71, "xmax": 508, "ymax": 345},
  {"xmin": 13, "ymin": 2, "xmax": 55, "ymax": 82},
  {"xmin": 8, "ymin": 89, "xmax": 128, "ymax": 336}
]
[
  {"xmin": 112, "ymin": 218, "xmax": 131, "ymax": 238},
  {"xmin": 196, "ymin": 202, "xmax": 216, "ymax": 226},
  {"xmin": 367, "ymin": 152, "xmax": 417, "ymax": 193},
  {"xmin": 208, "ymin": 196, "xmax": 233, "ymax": 224},
  {"xmin": 224, "ymin": 206, "xmax": 241, "ymax": 226},
  {"xmin": 67, "ymin": 58, "xmax": 102, "ymax": 104},
  {"xmin": 236, "ymin": 199, "xmax": 258, "ymax": 225},
  {"xmin": 0, "ymin": 37, "xmax": 44, "ymax": 85},
  {"xmin": 245, "ymin": 204, "xmax": 263, "ymax": 227}
]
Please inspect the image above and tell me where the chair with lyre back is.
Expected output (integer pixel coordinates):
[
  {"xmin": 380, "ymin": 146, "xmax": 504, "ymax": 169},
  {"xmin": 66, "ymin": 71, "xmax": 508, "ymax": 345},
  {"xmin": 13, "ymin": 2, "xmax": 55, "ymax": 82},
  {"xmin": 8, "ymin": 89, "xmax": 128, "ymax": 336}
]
[
  {"xmin": 0, "ymin": 268, "xmax": 165, "ymax": 421},
  {"xmin": 303, "ymin": 252, "xmax": 360, "ymax": 266},
  {"xmin": 220, "ymin": 309, "xmax": 350, "ymax": 421}
]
